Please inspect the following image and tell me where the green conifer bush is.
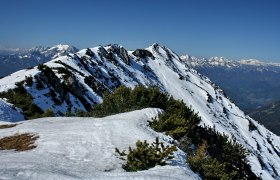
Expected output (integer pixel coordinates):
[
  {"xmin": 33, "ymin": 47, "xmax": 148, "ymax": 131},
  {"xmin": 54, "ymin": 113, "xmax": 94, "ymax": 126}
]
[
  {"xmin": 0, "ymin": 82, "xmax": 43, "ymax": 119},
  {"xmin": 116, "ymin": 137, "xmax": 176, "ymax": 171}
]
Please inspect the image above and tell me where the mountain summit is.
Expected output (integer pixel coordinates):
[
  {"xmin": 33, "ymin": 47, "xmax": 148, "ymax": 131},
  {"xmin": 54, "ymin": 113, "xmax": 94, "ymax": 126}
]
[{"xmin": 0, "ymin": 44, "xmax": 279, "ymax": 179}]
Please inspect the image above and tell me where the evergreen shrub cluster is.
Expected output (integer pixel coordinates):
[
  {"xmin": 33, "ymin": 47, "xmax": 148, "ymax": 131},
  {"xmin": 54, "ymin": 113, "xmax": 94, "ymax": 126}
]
[
  {"xmin": 24, "ymin": 75, "xmax": 33, "ymax": 86},
  {"xmin": 187, "ymin": 126, "xmax": 255, "ymax": 179},
  {"xmin": 89, "ymin": 85, "xmax": 168, "ymax": 117},
  {"xmin": 37, "ymin": 64, "xmax": 52, "ymax": 72},
  {"xmin": 0, "ymin": 81, "xmax": 55, "ymax": 119},
  {"xmin": 52, "ymin": 67, "xmax": 72, "ymax": 79},
  {"xmin": 116, "ymin": 137, "xmax": 176, "ymax": 171},
  {"xmin": 0, "ymin": 82, "xmax": 44, "ymax": 119},
  {"xmin": 149, "ymin": 98, "xmax": 201, "ymax": 139},
  {"xmin": 187, "ymin": 141, "xmax": 235, "ymax": 179}
]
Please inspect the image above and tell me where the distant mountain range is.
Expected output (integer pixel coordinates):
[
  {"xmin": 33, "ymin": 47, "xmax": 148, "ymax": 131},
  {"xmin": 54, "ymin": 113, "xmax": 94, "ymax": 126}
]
[
  {"xmin": 0, "ymin": 45, "xmax": 78, "ymax": 77},
  {"xmin": 181, "ymin": 55, "xmax": 280, "ymax": 68},
  {"xmin": 181, "ymin": 55, "xmax": 280, "ymax": 111}
]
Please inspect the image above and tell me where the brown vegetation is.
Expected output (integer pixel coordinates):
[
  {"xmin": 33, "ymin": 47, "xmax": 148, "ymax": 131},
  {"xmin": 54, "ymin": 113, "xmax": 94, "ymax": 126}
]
[
  {"xmin": 0, "ymin": 133, "xmax": 39, "ymax": 151},
  {"xmin": 0, "ymin": 124, "xmax": 17, "ymax": 129}
]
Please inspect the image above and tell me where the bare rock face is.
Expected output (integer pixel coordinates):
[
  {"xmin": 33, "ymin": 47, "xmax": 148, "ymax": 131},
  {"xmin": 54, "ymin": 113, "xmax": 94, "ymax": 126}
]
[
  {"xmin": 97, "ymin": 46, "xmax": 110, "ymax": 61},
  {"xmin": 119, "ymin": 47, "xmax": 131, "ymax": 65},
  {"xmin": 107, "ymin": 44, "xmax": 131, "ymax": 65},
  {"xmin": 132, "ymin": 49, "xmax": 154, "ymax": 59}
]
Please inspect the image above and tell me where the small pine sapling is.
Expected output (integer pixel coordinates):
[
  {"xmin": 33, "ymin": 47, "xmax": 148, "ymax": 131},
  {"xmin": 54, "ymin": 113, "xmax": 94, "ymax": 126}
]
[{"xmin": 115, "ymin": 137, "xmax": 176, "ymax": 171}]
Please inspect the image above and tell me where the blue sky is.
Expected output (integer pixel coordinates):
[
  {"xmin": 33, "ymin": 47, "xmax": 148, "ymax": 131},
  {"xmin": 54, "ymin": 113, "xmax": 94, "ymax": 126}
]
[{"xmin": 0, "ymin": 0, "xmax": 280, "ymax": 62}]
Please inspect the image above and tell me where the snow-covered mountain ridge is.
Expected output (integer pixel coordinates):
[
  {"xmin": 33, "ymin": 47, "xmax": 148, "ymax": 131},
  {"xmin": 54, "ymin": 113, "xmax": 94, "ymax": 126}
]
[
  {"xmin": 0, "ymin": 43, "xmax": 280, "ymax": 179},
  {"xmin": 0, "ymin": 44, "xmax": 78, "ymax": 77}
]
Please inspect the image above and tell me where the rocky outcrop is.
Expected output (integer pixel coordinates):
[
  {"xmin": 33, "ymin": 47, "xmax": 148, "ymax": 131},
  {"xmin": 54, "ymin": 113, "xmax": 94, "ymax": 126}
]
[{"xmin": 132, "ymin": 49, "xmax": 154, "ymax": 60}]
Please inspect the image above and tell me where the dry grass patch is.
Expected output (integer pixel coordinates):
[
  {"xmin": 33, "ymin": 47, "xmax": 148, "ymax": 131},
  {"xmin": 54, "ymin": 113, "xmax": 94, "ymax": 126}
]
[
  {"xmin": 0, "ymin": 133, "xmax": 39, "ymax": 151},
  {"xmin": 0, "ymin": 124, "xmax": 17, "ymax": 129}
]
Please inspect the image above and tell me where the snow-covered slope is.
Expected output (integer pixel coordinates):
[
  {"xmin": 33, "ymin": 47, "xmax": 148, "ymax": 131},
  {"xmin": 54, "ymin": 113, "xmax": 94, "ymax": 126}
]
[
  {"xmin": 0, "ymin": 45, "xmax": 78, "ymax": 77},
  {"xmin": 0, "ymin": 108, "xmax": 199, "ymax": 180},
  {"xmin": 0, "ymin": 44, "xmax": 280, "ymax": 179},
  {"xmin": 0, "ymin": 98, "xmax": 24, "ymax": 122}
]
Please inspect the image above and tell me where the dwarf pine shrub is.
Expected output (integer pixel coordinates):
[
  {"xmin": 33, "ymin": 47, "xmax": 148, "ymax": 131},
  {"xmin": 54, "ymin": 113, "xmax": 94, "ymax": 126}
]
[
  {"xmin": 116, "ymin": 137, "xmax": 176, "ymax": 171},
  {"xmin": 0, "ymin": 82, "xmax": 43, "ymax": 119}
]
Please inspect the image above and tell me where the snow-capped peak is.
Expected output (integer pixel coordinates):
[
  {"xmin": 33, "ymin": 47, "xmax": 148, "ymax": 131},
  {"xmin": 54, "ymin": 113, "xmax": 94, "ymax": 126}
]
[
  {"xmin": 49, "ymin": 44, "xmax": 78, "ymax": 52},
  {"xmin": 240, "ymin": 59, "xmax": 264, "ymax": 66},
  {"xmin": 28, "ymin": 46, "xmax": 46, "ymax": 52},
  {"xmin": 52, "ymin": 44, "xmax": 71, "ymax": 50}
]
